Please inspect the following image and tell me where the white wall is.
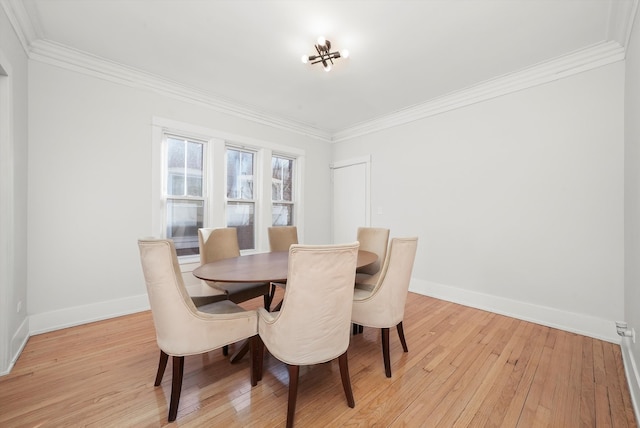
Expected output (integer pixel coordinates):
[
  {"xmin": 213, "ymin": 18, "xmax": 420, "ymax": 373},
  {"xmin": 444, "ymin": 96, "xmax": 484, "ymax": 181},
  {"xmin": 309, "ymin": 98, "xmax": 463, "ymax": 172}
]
[
  {"xmin": 0, "ymin": 5, "xmax": 29, "ymax": 375},
  {"xmin": 26, "ymin": 61, "xmax": 332, "ymax": 332},
  {"xmin": 624, "ymin": 3, "xmax": 640, "ymax": 418},
  {"xmin": 333, "ymin": 62, "xmax": 625, "ymax": 342}
]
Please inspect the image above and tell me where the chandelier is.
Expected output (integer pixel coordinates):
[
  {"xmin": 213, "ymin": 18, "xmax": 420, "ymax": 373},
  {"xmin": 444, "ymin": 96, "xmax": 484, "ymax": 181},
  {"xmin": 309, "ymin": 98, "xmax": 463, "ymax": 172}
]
[{"xmin": 301, "ymin": 37, "xmax": 349, "ymax": 72}]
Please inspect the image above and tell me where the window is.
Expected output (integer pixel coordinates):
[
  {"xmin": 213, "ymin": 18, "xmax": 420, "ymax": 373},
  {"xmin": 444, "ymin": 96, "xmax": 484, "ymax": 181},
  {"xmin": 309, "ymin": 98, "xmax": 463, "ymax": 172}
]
[
  {"xmin": 164, "ymin": 136, "xmax": 206, "ymax": 256},
  {"xmin": 272, "ymin": 155, "xmax": 295, "ymax": 226},
  {"xmin": 153, "ymin": 117, "xmax": 305, "ymax": 261},
  {"xmin": 226, "ymin": 147, "xmax": 256, "ymax": 250}
]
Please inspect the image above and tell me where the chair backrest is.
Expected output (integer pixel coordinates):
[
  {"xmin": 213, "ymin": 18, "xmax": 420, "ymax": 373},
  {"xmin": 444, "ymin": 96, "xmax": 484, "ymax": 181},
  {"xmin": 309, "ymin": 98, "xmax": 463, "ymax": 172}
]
[
  {"xmin": 262, "ymin": 242, "xmax": 359, "ymax": 365},
  {"xmin": 356, "ymin": 227, "xmax": 390, "ymax": 275},
  {"xmin": 268, "ymin": 226, "xmax": 298, "ymax": 252},
  {"xmin": 137, "ymin": 238, "xmax": 202, "ymax": 353},
  {"xmin": 199, "ymin": 227, "xmax": 241, "ymax": 264},
  {"xmin": 355, "ymin": 237, "xmax": 418, "ymax": 327}
]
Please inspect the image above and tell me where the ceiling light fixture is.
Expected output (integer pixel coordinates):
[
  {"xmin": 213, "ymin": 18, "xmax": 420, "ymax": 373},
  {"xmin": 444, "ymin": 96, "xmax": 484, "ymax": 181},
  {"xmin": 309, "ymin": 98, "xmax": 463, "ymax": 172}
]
[{"xmin": 301, "ymin": 37, "xmax": 349, "ymax": 72}]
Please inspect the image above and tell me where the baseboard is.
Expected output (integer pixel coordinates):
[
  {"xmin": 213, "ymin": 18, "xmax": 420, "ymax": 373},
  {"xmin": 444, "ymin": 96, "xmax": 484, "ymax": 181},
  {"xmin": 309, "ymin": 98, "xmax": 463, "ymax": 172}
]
[
  {"xmin": 620, "ymin": 339, "xmax": 640, "ymax": 422},
  {"xmin": 410, "ymin": 278, "xmax": 620, "ymax": 343},
  {"xmin": 29, "ymin": 294, "xmax": 150, "ymax": 336},
  {"xmin": 0, "ymin": 317, "xmax": 29, "ymax": 376}
]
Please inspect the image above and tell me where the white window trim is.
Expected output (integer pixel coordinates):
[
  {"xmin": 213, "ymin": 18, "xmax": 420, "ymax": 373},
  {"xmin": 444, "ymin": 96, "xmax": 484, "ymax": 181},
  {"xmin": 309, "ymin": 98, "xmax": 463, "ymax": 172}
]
[{"xmin": 152, "ymin": 117, "xmax": 305, "ymax": 263}]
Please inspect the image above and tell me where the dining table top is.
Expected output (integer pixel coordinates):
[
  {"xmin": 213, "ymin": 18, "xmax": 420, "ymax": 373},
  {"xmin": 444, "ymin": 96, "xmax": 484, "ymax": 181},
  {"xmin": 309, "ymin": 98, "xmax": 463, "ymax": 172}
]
[{"xmin": 192, "ymin": 250, "xmax": 377, "ymax": 283}]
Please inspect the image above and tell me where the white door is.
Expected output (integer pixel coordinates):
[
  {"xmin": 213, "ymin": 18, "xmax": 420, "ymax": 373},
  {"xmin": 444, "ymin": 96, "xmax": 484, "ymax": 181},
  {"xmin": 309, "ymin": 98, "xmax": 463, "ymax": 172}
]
[{"xmin": 331, "ymin": 157, "xmax": 370, "ymax": 244}]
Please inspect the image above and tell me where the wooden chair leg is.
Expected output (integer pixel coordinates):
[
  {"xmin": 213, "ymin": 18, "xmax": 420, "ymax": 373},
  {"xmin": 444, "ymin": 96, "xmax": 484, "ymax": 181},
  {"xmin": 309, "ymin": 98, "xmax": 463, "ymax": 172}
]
[
  {"xmin": 381, "ymin": 327, "xmax": 392, "ymax": 378},
  {"xmin": 397, "ymin": 322, "xmax": 408, "ymax": 352},
  {"xmin": 222, "ymin": 345, "xmax": 229, "ymax": 356},
  {"xmin": 250, "ymin": 335, "xmax": 264, "ymax": 386},
  {"xmin": 351, "ymin": 323, "xmax": 364, "ymax": 335},
  {"xmin": 286, "ymin": 364, "xmax": 300, "ymax": 428},
  {"xmin": 168, "ymin": 356, "xmax": 184, "ymax": 422},
  {"xmin": 338, "ymin": 351, "xmax": 355, "ymax": 408},
  {"xmin": 154, "ymin": 350, "xmax": 169, "ymax": 386},
  {"xmin": 268, "ymin": 283, "xmax": 277, "ymax": 308},
  {"xmin": 263, "ymin": 292, "xmax": 271, "ymax": 312}
]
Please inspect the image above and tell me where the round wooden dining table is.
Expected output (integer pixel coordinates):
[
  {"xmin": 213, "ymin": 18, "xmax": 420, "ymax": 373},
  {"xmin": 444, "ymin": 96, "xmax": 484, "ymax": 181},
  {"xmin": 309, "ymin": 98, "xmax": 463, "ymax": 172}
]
[{"xmin": 192, "ymin": 250, "xmax": 377, "ymax": 283}]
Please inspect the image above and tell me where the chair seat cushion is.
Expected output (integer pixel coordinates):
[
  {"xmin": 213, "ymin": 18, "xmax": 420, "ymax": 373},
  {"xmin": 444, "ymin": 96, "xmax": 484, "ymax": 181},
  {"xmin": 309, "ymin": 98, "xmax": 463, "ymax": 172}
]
[
  {"xmin": 186, "ymin": 281, "xmax": 228, "ymax": 306},
  {"xmin": 197, "ymin": 299, "xmax": 247, "ymax": 315},
  {"xmin": 353, "ymin": 287, "xmax": 373, "ymax": 301},
  {"xmin": 355, "ymin": 272, "xmax": 379, "ymax": 290}
]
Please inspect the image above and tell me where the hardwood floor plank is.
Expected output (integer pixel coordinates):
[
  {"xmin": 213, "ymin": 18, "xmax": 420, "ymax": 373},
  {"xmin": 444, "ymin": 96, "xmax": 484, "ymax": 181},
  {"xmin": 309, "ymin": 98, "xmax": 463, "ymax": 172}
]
[{"xmin": 0, "ymin": 292, "xmax": 635, "ymax": 427}]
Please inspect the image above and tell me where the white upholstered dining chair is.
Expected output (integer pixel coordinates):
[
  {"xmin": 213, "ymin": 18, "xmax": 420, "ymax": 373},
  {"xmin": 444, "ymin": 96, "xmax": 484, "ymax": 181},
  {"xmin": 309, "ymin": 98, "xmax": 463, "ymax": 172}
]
[
  {"xmin": 352, "ymin": 227, "xmax": 390, "ymax": 334},
  {"xmin": 267, "ymin": 226, "xmax": 299, "ymax": 311},
  {"xmin": 354, "ymin": 227, "xmax": 390, "ymax": 290},
  {"xmin": 199, "ymin": 227, "xmax": 272, "ymax": 309},
  {"xmin": 351, "ymin": 237, "xmax": 418, "ymax": 378},
  {"xmin": 257, "ymin": 242, "xmax": 359, "ymax": 428},
  {"xmin": 137, "ymin": 238, "xmax": 260, "ymax": 422},
  {"xmin": 268, "ymin": 226, "xmax": 299, "ymax": 252}
]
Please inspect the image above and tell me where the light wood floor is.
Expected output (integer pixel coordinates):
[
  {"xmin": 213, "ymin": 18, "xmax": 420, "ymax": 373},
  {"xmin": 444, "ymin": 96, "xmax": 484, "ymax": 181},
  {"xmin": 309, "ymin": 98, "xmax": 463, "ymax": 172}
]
[{"xmin": 0, "ymin": 291, "xmax": 636, "ymax": 427}]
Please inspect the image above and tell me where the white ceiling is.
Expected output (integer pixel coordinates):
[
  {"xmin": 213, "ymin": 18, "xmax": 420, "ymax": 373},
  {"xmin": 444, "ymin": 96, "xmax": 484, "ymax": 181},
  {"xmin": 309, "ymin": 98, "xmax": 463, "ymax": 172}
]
[{"xmin": 6, "ymin": 0, "xmax": 638, "ymax": 139}]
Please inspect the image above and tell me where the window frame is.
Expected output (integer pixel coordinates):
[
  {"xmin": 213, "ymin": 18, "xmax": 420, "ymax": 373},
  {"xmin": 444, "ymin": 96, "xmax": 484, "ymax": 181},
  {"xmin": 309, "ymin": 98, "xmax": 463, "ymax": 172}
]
[{"xmin": 152, "ymin": 117, "xmax": 305, "ymax": 263}]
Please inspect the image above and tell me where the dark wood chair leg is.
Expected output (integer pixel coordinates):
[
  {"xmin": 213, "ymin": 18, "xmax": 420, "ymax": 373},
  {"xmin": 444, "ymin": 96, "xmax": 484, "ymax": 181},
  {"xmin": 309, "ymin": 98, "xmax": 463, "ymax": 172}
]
[
  {"xmin": 381, "ymin": 327, "xmax": 392, "ymax": 378},
  {"xmin": 358, "ymin": 325, "xmax": 364, "ymax": 334},
  {"xmin": 154, "ymin": 350, "xmax": 169, "ymax": 386},
  {"xmin": 263, "ymin": 292, "xmax": 271, "ymax": 312},
  {"xmin": 222, "ymin": 345, "xmax": 229, "ymax": 356},
  {"xmin": 352, "ymin": 323, "xmax": 358, "ymax": 335},
  {"xmin": 286, "ymin": 364, "xmax": 300, "ymax": 428},
  {"xmin": 250, "ymin": 335, "xmax": 264, "ymax": 386},
  {"xmin": 338, "ymin": 351, "xmax": 355, "ymax": 408},
  {"xmin": 272, "ymin": 299, "xmax": 283, "ymax": 312},
  {"xmin": 268, "ymin": 283, "xmax": 277, "ymax": 308},
  {"xmin": 396, "ymin": 322, "xmax": 408, "ymax": 352},
  {"xmin": 168, "ymin": 356, "xmax": 184, "ymax": 422}
]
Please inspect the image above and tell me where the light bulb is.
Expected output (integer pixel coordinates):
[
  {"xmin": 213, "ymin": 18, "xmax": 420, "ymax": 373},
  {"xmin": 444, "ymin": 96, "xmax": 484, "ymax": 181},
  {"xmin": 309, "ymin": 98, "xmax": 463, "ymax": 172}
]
[
  {"xmin": 301, "ymin": 55, "xmax": 309, "ymax": 64},
  {"xmin": 340, "ymin": 49, "xmax": 350, "ymax": 59},
  {"xmin": 324, "ymin": 63, "xmax": 332, "ymax": 72},
  {"xmin": 317, "ymin": 36, "xmax": 326, "ymax": 47}
]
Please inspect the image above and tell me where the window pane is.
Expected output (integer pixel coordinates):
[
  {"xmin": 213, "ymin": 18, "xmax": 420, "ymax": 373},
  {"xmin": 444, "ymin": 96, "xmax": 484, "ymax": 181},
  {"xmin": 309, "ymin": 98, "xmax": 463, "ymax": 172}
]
[
  {"xmin": 226, "ymin": 201, "xmax": 255, "ymax": 250},
  {"xmin": 186, "ymin": 142, "xmax": 203, "ymax": 197},
  {"xmin": 167, "ymin": 138, "xmax": 186, "ymax": 196},
  {"xmin": 227, "ymin": 148, "xmax": 254, "ymax": 199},
  {"xmin": 272, "ymin": 156, "xmax": 293, "ymax": 201},
  {"xmin": 167, "ymin": 137, "xmax": 185, "ymax": 170},
  {"xmin": 166, "ymin": 137, "xmax": 204, "ymax": 197},
  {"xmin": 272, "ymin": 203, "xmax": 293, "ymax": 226},
  {"xmin": 166, "ymin": 199, "xmax": 203, "ymax": 256}
]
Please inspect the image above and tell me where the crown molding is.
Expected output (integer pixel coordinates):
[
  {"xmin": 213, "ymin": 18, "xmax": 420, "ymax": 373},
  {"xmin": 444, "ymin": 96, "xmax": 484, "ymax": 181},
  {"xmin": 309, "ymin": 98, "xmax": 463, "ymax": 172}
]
[
  {"xmin": 27, "ymin": 39, "xmax": 332, "ymax": 142},
  {"xmin": 607, "ymin": 0, "xmax": 639, "ymax": 49},
  {"xmin": 0, "ymin": 0, "xmax": 34, "ymax": 54},
  {"xmin": 331, "ymin": 41, "xmax": 625, "ymax": 143}
]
